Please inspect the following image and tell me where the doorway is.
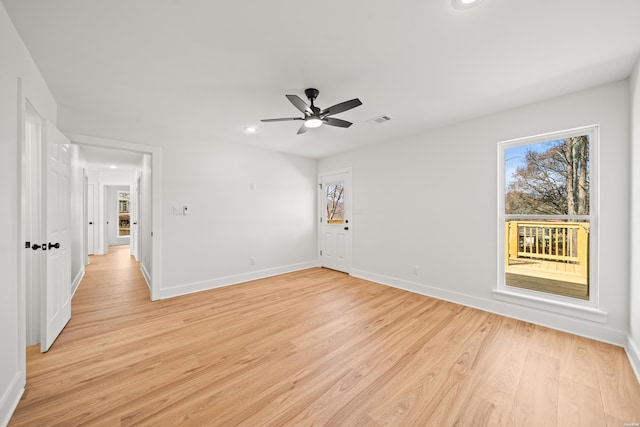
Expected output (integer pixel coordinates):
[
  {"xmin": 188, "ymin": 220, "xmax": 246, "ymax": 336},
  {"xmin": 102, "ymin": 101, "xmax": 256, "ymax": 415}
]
[
  {"xmin": 318, "ymin": 168, "xmax": 353, "ymax": 273},
  {"xmin": 105, "ymin": 185, "xmax": 131, "ymax": 247},
  {"xmin": 70, "ymin": 136, "xmax": 160, "ymax": 300}
]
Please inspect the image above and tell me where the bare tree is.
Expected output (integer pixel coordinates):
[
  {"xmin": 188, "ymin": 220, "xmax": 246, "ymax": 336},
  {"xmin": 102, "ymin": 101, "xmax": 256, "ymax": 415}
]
[
  {"xmin": 326, "ymin": 184, "xmax": 344, "ymax": 221},
  {"xmin": 506, "ymin": 136, "xmax": 589, "ymax": 215}
]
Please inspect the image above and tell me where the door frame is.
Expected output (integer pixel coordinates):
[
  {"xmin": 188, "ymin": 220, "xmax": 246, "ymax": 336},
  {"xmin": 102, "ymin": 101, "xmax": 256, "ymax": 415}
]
[
  {"xmin": 87, "ymin": 182, "xmax": 96, "ymax": 257},
  {"xmin": 318, "ymin": 167, "xmax": 353, "ymax": 274},
  {"xmin": 66, "ymin": 133, "xmax": 162, "ymax": 301},
  {"xmin": 21, "ymin": 100, "xmax": 43, "ymax": 346}
]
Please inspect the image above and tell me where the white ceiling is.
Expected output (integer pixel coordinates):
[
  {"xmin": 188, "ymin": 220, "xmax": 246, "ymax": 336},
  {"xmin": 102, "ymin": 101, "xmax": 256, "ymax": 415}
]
[
  {"xmin": 4, "ymin": 0, "xmax": 640, "ymax": 159},
  {"xmin": 80, "ymin": 145, "xmax": 143, "ymax": 172}
]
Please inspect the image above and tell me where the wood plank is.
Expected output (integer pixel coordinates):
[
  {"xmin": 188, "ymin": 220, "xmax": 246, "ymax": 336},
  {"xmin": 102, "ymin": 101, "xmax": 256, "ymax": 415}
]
[
  {"xmin": 509, "ymin": 350, "xmax": 560, "ymax": 426},
  {"xmin": 9, "ymin": 245, "xmax": 640, "ymax": 426}
]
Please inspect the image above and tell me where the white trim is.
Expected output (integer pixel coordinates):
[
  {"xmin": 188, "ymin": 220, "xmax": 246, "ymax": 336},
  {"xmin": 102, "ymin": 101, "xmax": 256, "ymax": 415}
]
[
  {"xmin": 627, "ymin": 336, "xmax": 640, "ymax": 385},
  {"xmin": 492, "ymin": 289, "xmax": 607, "ymax": 323},
  {"xmin": 71, "ymin": 267, "xmax": 84, "ymax": 298},
  {"xmin": 0, "ymin": 372, "xmax": 24, "ymax": 427},
  {"xmin": 140, "ymin": 263, "xmax": 152, "ymax": 291},
  {"xmin": 159, "ymin": 261, "xmax": 318, "ymax": 300},
  {"xmin": 64, "ymin": 133, "xmax": 162, "ymax": 301},
  {"xmin": 351, "ymin": 268, "xmax": 627, "ymax": 347},
  {"xmin": 15, "ymin": 78, "xmax": 27, "ymax": 405}
]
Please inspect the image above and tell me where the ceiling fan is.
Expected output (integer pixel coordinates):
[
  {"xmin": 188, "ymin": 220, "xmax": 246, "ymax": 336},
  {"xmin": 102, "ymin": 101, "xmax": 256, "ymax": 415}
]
[{"xmin": 261, "ymin": 88, "xmax": 362, "ymax": 135}]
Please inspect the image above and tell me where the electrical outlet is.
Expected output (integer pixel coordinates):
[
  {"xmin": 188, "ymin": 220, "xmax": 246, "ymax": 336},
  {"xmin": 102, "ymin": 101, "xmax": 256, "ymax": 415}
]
[
  {"xmin": 412, "ymin": 265, "xmax": 418, "ymax": 275},
  {"xmin": 250, "ymin": 257, "xmax": 256, "ymax": 266}
]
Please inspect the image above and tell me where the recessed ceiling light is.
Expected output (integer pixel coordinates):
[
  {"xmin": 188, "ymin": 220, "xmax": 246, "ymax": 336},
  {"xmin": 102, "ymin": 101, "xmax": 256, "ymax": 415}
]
[
  {"xmin": 109, "ymin": 165, "xmax": 118, "ymax": 169},
  {"xmin": 244, "ymin": 126, "xmax": 257, "ymax": 134},
  {"xmin": 452, "ymin": 0, "xmax": 484, "ymax": 10}
]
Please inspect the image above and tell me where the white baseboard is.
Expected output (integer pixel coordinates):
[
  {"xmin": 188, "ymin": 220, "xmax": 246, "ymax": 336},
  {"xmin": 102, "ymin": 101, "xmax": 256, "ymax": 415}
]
[
  {"xmin": 159, "ymin": 261, "xmax": 318, "ymax": 300},
  {"xmin": 140, "ymin": 262, "xmax": 152, "ymax": 291},
  {"xmin": 627, "ymin": 336, "xmax": 640, "ymax": 385},
  {"xmin": 71, "ymin": 267, "xmax": 85, "ymax": 298},
  {"xmin": 0, "ymin": 372, "xmax": 24, "ymax": 427},
  {"xmin": 351, "ymin": 268, "xmax": 628, "ymax": 347}
]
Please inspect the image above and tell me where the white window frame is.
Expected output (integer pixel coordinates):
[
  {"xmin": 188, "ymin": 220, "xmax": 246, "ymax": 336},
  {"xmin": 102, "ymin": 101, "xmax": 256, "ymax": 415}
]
[{"xmin": 493, "ymin": 125, "xmax": 607, "ymax": 323}]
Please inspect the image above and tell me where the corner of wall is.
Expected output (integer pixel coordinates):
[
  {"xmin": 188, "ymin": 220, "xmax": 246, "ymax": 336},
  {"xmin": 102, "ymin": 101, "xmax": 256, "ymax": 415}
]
[
  {"xmin": 0, "ymin": 371, "xmax": 24, "ymax": 427},
  {"xmin": 628, "ymin": 54, "xmax": 640, "ymax": 385},
  {"xmin": 627, "ymin": 334, "xmax": 640, "ymax": 385}
]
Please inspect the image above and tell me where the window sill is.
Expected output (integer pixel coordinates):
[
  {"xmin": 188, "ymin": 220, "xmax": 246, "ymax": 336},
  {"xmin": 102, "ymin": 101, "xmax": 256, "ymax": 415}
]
[{"xmin": 492, "ymin": 288, "xmax": 608, "ymax": 323}]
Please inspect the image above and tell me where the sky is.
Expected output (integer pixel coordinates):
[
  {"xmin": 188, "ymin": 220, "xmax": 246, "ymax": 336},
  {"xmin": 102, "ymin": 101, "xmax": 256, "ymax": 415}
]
[{"xmin": 504, "ymin": 139, "xmax": 564, "ymax": 186}]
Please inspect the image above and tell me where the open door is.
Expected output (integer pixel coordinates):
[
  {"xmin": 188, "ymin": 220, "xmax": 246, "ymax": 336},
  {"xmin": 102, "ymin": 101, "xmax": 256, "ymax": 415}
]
[{"xmin": 40, "ymin": 120, "xmax": 72, "ymax": 352}]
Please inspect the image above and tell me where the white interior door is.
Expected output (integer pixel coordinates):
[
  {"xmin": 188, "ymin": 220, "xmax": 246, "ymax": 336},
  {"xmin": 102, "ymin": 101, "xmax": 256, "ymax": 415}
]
[
  {"xmin": 24, "ymin": 105, "xmax": 42, "ymax": 346},
  {"xmin": 132, "ymin": 177, "xmax": 140, "ymax": 260},
  {"xmin": 87, "ymin": 183, "xmax": 95, "ymax": 255},
  {"xmin": 41, "ymin": 121, "xmax": 72, "ymax": 352},
  {"xmin": 319, "ymin": 171, "xmax": 352, "ymax": 273}
]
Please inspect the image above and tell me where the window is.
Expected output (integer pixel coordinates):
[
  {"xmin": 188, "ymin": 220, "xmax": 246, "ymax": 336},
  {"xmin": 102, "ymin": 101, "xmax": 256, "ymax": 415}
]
[
  {"xmin": 118, "ymin": 191, "xmax": 130, "ymax": 237},
  {"xmin": 498, "ymin": 126, "xmax": 598, "ymax": 306},
  {"xmin": 325, "ymin": 181, "xmax": 345, "ymax": 224}
]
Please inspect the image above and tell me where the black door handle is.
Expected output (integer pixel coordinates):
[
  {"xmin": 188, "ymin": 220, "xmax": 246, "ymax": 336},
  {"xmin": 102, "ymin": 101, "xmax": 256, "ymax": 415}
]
[
  {"xmin": 344, "ymin": 227, "xmax": 349, "ymax": 230},
  {"xmin": 32, "ymin": 244, "xmax": 41, "ymax": 250},
  {"xmin": 48, "ymin": 242, "xmax": 60, "ymax": 250},
  {"xmin": 89, "ymin": 221, "xmax": 93, "ymax": 225}
]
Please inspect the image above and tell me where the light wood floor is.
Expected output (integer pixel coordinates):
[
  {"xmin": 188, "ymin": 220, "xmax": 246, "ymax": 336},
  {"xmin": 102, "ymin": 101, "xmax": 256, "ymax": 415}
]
[{"xmin": 10, "ymin": 246, "xmax": 640, "ymax": 426}]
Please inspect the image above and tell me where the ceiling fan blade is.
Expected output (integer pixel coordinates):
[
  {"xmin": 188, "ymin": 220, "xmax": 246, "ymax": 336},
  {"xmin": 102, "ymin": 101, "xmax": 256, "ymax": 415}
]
[
  {"xmin": 297, "ymin": 123, "xmax": 308, "ymax": 135},
  {"xmin": 321, "ymin": 98, "xmax": 362, "ymax": 117},
  {"xmin": 261, "ymin": 117, "xmax": 303, "ymax": 122},
  {"xmin": 286, "ymin": 95, "xmax": 312, "ymax": 115},
  {"xmin": 324, "ymin": 117, "xmax": 353, "ymax": 128}
]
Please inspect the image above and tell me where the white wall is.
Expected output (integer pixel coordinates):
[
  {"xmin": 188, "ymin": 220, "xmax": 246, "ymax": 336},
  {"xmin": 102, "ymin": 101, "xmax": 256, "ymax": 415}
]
[
  {"xmin": 319, "ymin": 80, "xmax": 631, "ymax": 346},
  {"xmin": 0, "ymin": 2, "xmax": 58, "ymax": 425},
  {"xmin": 629, "ymin": 59, "xmax": 640, "ymax": 379},
  {"xmin": 159, "ymin": 140, "xmax": 317, "ymax": 298}
]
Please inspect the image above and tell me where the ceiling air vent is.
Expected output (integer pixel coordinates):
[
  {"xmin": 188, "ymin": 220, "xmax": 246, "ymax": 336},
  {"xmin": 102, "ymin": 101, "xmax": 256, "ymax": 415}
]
[{"xmin": 367, "ymin": 115, "xmax": 391, "ymax": 125}]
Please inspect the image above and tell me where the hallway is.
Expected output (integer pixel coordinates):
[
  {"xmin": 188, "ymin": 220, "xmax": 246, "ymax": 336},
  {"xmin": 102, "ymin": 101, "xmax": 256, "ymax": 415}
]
[{"xmin": 12, "ymin": 245, "xmax": 153, "ymax": 425}]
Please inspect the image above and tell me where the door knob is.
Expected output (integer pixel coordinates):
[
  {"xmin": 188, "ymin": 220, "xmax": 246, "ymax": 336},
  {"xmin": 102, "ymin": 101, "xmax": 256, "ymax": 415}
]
[
  {"xmin": 48, "ymin": 242, "xmax": 60, "ymax": 250},
  {"xmin": 31, "ymin": 244, "xmax": 41, "ymax": 250},
  {"xmin": 89, "ymin": 221, "xmax": 93, "ymax": 225}
]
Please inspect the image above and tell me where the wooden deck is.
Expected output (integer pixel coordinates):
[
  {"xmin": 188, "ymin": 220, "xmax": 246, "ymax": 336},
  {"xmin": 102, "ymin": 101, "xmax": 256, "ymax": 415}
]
[{"xmin": 505, "ymin": 258, "xmax": 589, "ymax": 299}]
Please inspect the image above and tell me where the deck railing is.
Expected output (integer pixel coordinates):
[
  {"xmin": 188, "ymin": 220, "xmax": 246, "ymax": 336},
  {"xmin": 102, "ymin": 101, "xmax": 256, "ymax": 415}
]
[{"xmin": 505, "ymin": 220, "xmax": 589, "ymax": 271}]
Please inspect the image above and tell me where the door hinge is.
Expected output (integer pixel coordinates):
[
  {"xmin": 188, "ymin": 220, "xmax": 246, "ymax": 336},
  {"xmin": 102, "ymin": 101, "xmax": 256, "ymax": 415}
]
[
  {"xmin": 320, "ymin": 217, "xmax": 322, "ymax": 223},
  {"xmin": 319, "ymin": 183, "xmax": 322, "ymax": 189},
  {"xmin": 320, "ymin": 250, "xmax": 323, "ymax": 256}
]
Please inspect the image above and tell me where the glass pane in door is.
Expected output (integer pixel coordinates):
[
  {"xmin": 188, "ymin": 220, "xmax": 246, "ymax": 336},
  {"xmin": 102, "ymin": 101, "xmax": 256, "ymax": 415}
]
[{"xmin": 326, "ymin": 181, "xmax": 344, "ymax": 224}]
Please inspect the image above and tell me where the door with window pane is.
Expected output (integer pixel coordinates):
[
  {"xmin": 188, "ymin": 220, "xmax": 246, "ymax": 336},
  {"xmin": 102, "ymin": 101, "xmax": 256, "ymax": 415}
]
[{"xmin": 320, "ymin": 171, "xmax": 352, "ymax": 273}]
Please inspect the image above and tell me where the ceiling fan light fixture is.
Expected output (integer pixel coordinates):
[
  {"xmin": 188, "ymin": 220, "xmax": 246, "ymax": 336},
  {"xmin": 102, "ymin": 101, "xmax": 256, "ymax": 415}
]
[
  {"xmin": 305, "ymin": 117, "xmax": 323, "ymax": 128},
  {"xmin": 261, "ymin": 89, "xmax": 362, "ymax": 135}
]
